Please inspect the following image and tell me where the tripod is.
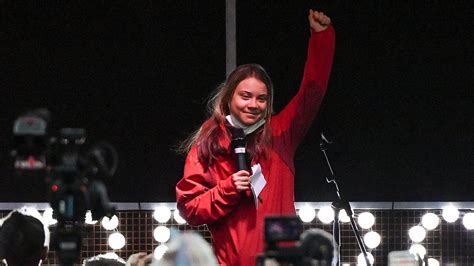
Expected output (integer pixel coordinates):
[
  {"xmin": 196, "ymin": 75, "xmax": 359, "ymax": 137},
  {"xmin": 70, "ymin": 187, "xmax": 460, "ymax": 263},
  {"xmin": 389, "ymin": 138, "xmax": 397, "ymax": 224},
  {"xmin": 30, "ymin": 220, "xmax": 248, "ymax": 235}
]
[{"xmin": 320, "ymin": 132, "xmax": 371, "ymax": 266}]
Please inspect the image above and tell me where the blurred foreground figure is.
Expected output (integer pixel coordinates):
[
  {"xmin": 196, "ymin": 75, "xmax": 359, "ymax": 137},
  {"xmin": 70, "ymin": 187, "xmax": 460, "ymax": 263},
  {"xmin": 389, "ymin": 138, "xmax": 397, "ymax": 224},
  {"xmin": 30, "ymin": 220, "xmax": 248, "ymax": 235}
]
[
  {"xmin": 0, "ymin": 208, "xmax": 50, "ymax": 266},
  {"xmin": 83, "ymin": 253, "xmax": 126, "ymax": 266},
  {"xmin": 154, "ymin": 232, "xmax": 218, "ymax": 266}
]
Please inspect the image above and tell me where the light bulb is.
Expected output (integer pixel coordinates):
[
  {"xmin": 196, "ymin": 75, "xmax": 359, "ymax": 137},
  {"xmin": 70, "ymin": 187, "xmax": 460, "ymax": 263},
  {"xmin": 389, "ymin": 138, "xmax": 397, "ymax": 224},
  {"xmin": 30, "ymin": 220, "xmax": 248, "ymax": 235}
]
[
  {"xmin": 363, "ymin": 231, "xmax": 381, "ymax": 249},
  {"xmin": 173, "ymin": 210, "xmax": 187, "ymax": 224},
  {"xmin": 421, "ymin": 213, "xmax": 439, "ymax": 230},
  {"xmin": 358, "ymin": 212, "xmax": 375, "ymax": 229},
  {"xmin": 101, "ymin": 215, "xmax": 119, "ymax": 230},
  {"xmin": 108, "ymin": 232, "xmax": 126, "ymax": 249},
  {"xmin": 442, "ymin": 206, "xmax": 459, "ymax": 223},
  {"xmin": 19, "ymin": 207, "xmax": 42, "ymax": 221},
  {"xmin": 357, "ymin": 252, "xmax": 374, "ymax": 265},
  {"xmin": 153, "ymin": 206, "xmax": 171, "ymax": 223},
  {"xmin": 339, "ymin": 209, "xmax": 350, "ymax": 223},
  {"xmin": 317, "ymin": 206, "xmax": 334, "ymax": 224},
  {"xmin": 84, "ymin": 210, "xmax": 98, "ymax": 225},
  {"xmin": 408, "ymin": 225, "xmax": 426, "ymax": 242},
  {"xmin": 462, "ymin": 212, "xmax": 474, "ymax": 230},
  {"xmin": 298, "ymin": 205, "xmax": 316, "ymax": 223},
  {"xmin": 154, "ymin": 245, "xmax": 168, "ymax": 260},
  {"xmin": 153, "ymin": 226, "xmax": 171, "ymax": 243},
  {"xmin": 427, "ymin": 258, "xmax": 440, "ymax": 266},
  {"xmin": 42, "ymin": 208, "xmax": 57, "ymax": 226},
  {"xmin": 409, "ymin": 244, "xmax": 426, "ymax": 258}
]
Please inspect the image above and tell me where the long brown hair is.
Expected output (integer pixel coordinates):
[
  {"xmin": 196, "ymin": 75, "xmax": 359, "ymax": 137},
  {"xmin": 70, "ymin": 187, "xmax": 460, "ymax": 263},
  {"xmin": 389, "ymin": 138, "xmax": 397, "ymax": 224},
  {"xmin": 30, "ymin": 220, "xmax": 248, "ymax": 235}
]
[{"xmin": 180, "ymin": 64, "xmax": 274, "ymax": 167}]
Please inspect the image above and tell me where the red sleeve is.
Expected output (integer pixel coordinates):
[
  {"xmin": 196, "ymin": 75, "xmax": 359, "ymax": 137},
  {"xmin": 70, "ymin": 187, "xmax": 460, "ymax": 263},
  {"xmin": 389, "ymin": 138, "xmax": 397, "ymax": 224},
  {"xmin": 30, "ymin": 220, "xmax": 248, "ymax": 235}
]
[
  {"xmin": 176, "ymin": 146, "xmax": 242, "ymax": 226},
  {"xmin": 272, "ymin": 26, "xmax": 336, "ymax": 157}
]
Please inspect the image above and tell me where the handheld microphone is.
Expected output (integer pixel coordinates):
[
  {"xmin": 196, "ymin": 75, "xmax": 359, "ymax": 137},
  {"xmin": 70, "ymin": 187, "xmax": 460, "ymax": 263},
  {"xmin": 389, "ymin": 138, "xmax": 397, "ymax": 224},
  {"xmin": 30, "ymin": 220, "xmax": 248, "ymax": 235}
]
[{"xmin": 229, "ymin": 127, "xmax": 247, "ymax": 171}]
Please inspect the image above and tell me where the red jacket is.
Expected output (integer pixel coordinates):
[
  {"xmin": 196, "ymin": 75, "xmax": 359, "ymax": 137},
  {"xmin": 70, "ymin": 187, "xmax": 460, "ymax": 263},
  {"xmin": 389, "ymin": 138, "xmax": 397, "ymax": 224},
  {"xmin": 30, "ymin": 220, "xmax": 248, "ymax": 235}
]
[{"xmin": 176, "ymin": 26, "xmax": 335, "ymax": 266}]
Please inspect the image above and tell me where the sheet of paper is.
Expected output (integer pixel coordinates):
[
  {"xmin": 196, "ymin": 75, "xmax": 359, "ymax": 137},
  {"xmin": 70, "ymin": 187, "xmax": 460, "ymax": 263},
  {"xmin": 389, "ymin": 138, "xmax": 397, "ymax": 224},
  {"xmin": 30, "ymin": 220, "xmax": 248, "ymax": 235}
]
[{"xmin": 250, "ymin": 163, "xmax": 266, "ymax": 209}]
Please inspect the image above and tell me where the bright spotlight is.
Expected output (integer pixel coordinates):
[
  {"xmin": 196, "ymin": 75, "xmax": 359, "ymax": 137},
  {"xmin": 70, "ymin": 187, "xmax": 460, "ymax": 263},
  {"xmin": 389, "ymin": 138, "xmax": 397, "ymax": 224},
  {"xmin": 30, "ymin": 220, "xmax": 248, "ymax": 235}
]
[
  {"xmin": 409, "ymin": 243, "xmax": 426, "ymax": 258},
  {"xmin": 317, "ymin": 206, "xmax": 334, "ymax": 224},
  {"xmin": 42, "ymin": 208, "xmax": 57, "ymax": 226},
  {"xmin": 101, "ymin": 215, "xmax": 119, "ymax": 230},
  {"xmin": 408, "ymin": 225, "xmax": 426, "ymax": 243},
  {"xmin": 421, "ymin": 213, "xmax": 439, "ymax": 230},
  {"xmin": 358, "ymin": 212, "xmax": 375, "ymax": 229},
  {"xmin": 153, "ymin": 206, "xmax": 172, "ymax": 223},
  {"xmin": 357, "ymin": 252, "xmax": 374, "ymax": 265},
  {"xmin": 462, "ymin": 212, "xmax": 474, "ymax": 230},
  {"xmin": 153, "ymin": 226, "xmax": 171, "ymax": 243},
  {"xmin": 363, "ymin": 231, "xmax": 381, "ymax": 249},
  {"xmin": 84, "ymin": 210, "xmax": 98, "ymax": 225},
  {"xmin": 173, "ymin": 210, "xmax": 187, "ymax": 224},
  {"xmin": 442, "ymin": 206, "xmax": 459, "ymax": 223},
  {"xmin": 108, "ymin": 232, "xmax": 126, "ymax": 249},
  {"xmin": 19, "ymin": 207, "xmax": 42, "ymax": 221},
  {"xmin": 427, "ymin": 258, "xmax": 440, "ymax": 266},
  {"xmin": 154, "ymin": 244, "xmax": 168, "ymax": 260},
  {"xmin": 298, "ymin": 205, "xmax": 316, "ymax": 223},
  {"xmin": 338, "ymin": 209, "xmax": 350, "ymax": 223}
]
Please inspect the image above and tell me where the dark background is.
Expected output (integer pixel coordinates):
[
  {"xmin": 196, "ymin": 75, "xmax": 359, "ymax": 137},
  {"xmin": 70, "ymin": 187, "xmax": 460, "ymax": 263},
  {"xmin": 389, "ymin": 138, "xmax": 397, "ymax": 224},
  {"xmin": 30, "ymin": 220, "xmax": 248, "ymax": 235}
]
[{"xmin": 1, "ymin": 0, "xmax": 473, "ymax": 202}]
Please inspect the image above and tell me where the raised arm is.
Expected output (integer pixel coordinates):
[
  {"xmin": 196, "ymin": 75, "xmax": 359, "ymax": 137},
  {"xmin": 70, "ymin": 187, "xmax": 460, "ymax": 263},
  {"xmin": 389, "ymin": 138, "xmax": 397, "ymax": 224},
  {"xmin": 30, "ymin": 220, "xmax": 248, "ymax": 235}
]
[{"xmin": 272, "ymin": 10, "xmax": 336, "ymax": 157}]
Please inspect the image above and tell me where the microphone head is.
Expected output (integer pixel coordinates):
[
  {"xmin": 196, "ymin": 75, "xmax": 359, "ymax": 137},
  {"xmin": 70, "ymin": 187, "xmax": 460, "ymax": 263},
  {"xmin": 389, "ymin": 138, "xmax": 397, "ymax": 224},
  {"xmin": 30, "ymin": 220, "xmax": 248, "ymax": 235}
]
[
  {"xmin": 229, "ymin": 127, "xmax": 245, "ymax": 139},
  {"xmin": 320, "ymin": 131, "xmax": 333, "ymax": 144},
  {"xmin": 229, "ymin": 127, "xmax": 246, "ymax": 148}
]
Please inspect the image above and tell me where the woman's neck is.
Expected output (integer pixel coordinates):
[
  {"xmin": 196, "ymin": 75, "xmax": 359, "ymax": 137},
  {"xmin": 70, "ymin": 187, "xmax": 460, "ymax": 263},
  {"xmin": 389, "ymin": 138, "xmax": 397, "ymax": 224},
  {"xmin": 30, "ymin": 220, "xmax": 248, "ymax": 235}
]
[{"xmin": 225, "ymin": 115, "xmax": 265, "ymax": 135}]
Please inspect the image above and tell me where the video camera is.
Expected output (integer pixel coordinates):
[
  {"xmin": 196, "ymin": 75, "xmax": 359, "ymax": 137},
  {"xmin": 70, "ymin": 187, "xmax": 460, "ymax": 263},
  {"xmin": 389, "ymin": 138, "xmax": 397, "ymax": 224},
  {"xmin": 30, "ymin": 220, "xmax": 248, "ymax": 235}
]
[
  {"xmin": 257, "ymin": 216, "xmax": 335, "ymax": 266},
  {"xmin": 11, "ymin": 109, "xmax": 117, "ymax": 265}
]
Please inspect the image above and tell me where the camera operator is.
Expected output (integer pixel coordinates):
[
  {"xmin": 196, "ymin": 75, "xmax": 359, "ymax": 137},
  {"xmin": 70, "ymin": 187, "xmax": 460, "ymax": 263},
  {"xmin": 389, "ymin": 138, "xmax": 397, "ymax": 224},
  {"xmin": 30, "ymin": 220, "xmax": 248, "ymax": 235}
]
[
  {"xmin": 11, "ymin": 109, "xmax": 117, "ymax": 265},
  {"xmin": 258, "ymin": 217, "xmax": 336, "ymax": 266}
]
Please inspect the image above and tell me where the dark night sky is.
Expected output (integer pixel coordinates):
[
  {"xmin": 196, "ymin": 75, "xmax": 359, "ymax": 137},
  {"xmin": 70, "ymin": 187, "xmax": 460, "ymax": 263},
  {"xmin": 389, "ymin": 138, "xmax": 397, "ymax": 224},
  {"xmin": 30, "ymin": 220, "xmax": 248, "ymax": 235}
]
[{"xmin": 1, "ymin": 0, "xmax": 473, "ymax": 203}]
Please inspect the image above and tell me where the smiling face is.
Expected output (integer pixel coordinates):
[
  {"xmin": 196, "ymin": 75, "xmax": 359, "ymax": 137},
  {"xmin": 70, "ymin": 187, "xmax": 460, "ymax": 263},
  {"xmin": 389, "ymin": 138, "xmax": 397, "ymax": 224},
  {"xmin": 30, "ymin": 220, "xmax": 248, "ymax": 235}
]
[{"xmin": 229, "ymin": 77, "xmax": 269, "ymax": 126}]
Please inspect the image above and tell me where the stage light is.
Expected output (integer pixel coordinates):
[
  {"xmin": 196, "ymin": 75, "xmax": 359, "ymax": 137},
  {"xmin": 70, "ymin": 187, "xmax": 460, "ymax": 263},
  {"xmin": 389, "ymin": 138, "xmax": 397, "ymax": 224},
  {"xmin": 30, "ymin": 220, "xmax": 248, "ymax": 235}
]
[
  {"xmin": 101, "ymin": 215, "xmax": 119, "ymax": 230},
  {"xmin": 338, "ymin": 209, "xmax": 350, "ymax": 223},
  {"xmin": 84, "ymin": 210, "xmax": 98, "ymax": 225},
  {"xmin": 421, "ymin": 213, "xmax": 439, "ymax": 230},
  {"xmin": 363, "ymin": 231, "xmax": 381, "ymax": 249},
  {"xmin": 108, "ymin": 232, "xmax": 126, "ymax": 249},
  {"xmin": 42, "ymin": 208, "xmax": 57, "ymax": 226},
  {"xmin": 427, "ymin": 258, "xmax": 440, "ymax": 266},
  {"xmin": 442, "ymin": 206, "xmax": 459, "ymax": 223},
  {"xmin": 154, "ymin": 244, "xmax": 168, "ymax": 260},
  {"xmin": 153, "ymin": 206, "xmax": 171, "ymax": 223},
  {"xmin": 462, "ymin": 212, "xmax": 474, "ymax": 230},
  {"xmin": 409, "ymin": 243, "xmax": 426, "ymax": 258},
  {"xmin": 317, "ymin": 206, "xmax": 334, "ymax": 224},
  {"xmin": 153, "ymin": 226, "xmax": 171, "ymax": 243},
  {"xmin": 357, "ymin": 252, "xmax": 374, "ymax": 265},
  {"xmin": 298, "ymin": 205, "xmax": 316, "ymax": 222},
  {"xmin": 358, "ymin": 212, "xmax": 375, "ymax": 229},
  {"xmin": 408, "ymin": 225, "xmax": 426, "ymax": 242},
  {"xmin": 173, "ymin": 210, "xmax": 187, "ymax": 224}
]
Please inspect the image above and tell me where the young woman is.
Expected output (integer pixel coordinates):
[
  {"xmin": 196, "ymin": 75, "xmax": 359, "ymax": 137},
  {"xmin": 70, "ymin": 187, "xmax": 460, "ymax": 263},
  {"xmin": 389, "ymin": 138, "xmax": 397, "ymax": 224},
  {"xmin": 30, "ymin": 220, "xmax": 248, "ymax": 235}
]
[{"xmin": 176, "ymin": 9, "xmax": 335, "ymax": 266}]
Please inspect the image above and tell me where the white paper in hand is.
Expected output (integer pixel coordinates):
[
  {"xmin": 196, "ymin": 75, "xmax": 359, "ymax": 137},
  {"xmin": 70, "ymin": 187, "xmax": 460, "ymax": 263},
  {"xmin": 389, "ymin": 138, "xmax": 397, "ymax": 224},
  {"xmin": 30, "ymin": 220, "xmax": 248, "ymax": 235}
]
[{"xmin": 250, "ymin": 163, "xmax": 266, "ymax": 209}]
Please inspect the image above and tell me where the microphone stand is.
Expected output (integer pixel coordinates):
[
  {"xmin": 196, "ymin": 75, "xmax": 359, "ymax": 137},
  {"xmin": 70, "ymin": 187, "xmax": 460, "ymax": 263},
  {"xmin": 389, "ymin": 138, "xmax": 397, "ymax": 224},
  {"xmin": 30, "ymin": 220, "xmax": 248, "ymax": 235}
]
[{"xmin": 319, "ymin": 133, "xmax": 371, "ymax": 266}]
